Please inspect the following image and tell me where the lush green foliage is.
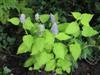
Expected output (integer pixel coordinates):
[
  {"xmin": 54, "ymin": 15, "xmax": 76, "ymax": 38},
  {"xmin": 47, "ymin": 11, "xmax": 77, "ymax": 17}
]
[
  {"xmin": 0, "ymin": 0, "xmax": 17, "ymax": 23},
  {"xmin": 0, "ymin": 0, "xmax": 33, "ymax": 24},
  {"xmin": 8, "ymin": 12, "xmax": 98, "ymax": 74}
]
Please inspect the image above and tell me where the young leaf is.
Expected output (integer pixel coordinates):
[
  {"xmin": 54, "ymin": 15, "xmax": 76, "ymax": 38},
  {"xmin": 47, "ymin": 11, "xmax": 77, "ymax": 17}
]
[
  {"xmin": 23, "ymin": 17, "xmax": 34, "ymax": 30},
  {"xmin": 72, "ymin": 12, "xmax": 81, "ymax": 20},
  {"xmin": 23, "ymin": 35, "xmax": 33, "ymax": 50},
  {"xmin": 17, "ymin": 43, "xmax": 28, "ymax": 54},
  {"xmin": 8, "ymin": 17, "xmax": 20, "ymax": 25},
  {"xmin": 55, "ymin": 32, "xmax": 71, "ymax": 40},
  {"xmin": 45, "ymin": 59, "xmax": 56, "ymax": 71},
  {"xmin": 81, "ymin": 14, "xmax": 93, "ymax": 26},
  {"xmin": 40, "ymin": 14, "xmax": 49, "ymax": 23},
  {"xmin": 53, "ymin": 43, "xmax": 66, "ymax": 59},
  {"xmin": 24, "ymin": 57, "xmax": 34, "ymax": 67},
  {"xmin": 82, "ymin": 26, "xmax": 98, "ymax": 37},
  {"xmin": 69, "ymin": 42, "xmax": 81, "ymax": 61},
  {"xmin": 65, "ymin": 22, "xmax": 80, "ymax": 35}
]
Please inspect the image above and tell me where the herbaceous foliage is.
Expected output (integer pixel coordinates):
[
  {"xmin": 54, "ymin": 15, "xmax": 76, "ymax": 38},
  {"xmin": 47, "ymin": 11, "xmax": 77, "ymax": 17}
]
[
  {"xmin": 0, "ymin": 0, "xmax": 33, "ymax": 24},
  {"xmin": 8, "ymin": 12, "xmax": 98, "ymax": 74}
]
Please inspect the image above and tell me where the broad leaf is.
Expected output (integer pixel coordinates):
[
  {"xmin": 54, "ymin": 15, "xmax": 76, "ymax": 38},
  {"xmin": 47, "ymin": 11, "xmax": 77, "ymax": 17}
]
[
  {"xmin": 40, "ymin": 14, "xmax": 49, "ymax": 23},
  {"xmin": 23, "ymin": 17, "xmax": 34, "ymax": 30},
  {"xmin": 81, "ymin": 14, "xmax": 93, "ymax": 26},
  {"xmin": 44, "ymin": 30, "xmax": 54, "ymax": 50},
  {"xmin": 72, "ymin": 30, "xmax": 81, "ymax": 37},
  {"xmin": 56, "ymin": 68, "xmax": 62, "ymax": 74},
  {"xmin": 58, "ymin": 23, "xmax": 69, "ymax": 32},
  {"xmin": 8, "ymin": 17, "xmax": 20, "ymax": 25},
  {"xmin": 31, "ymin": 38, "xmax": 45, "ymax": 55},
  {"xmin": 24, "ymin": 57, "xmax": 34, "ymax": 67},
  {"xmin": 65, "ymin": 22, "xmax": 80, "ymax": 35},
  {"xmin": 57, "ymin": 59, "xmax": 71, "ymax": 73},
  {"xmin": 53, "ymin": 43, "xmax": 66, "ymax": 59},
  {"xmin": 69, "ymin": 42, "xmax": 81, "ymax": 61},
  {"xmin": 17, "ymin": 43, "xmax": 28, "ymax": 54},
  {"xmin": 55, "ymin": 32, "xmax": 71, "ymax": 40},
  {"xmin": 72, "ymin": 12, "xmax": 81, "ymax": 20},
  {"xmin": 82, "ymin": 26, "xmax": 98, "ymax": 37},
  {"xmin": 45, "ymin": 59, "xmax": 56, "ymax": 71},
  {"xmin": 34, "ymin": 52, "xmax": 53, "ymax": 70},
  {"xmin": 23, "ymin": 35, "xmax": 33, "ymax": 50}
]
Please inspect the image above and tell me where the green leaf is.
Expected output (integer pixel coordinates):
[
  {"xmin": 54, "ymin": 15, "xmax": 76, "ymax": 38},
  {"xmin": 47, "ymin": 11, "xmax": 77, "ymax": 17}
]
[
  {"xmin": 53, "ymin": 43, "xmax": 66, "ymax": 59},
  {"xmin": 44, "ymin": 30, "xmax": 54, "ymax": 50},
  {"xmin": 17, "ymin": 43, "xmax": 28, "ymax": 54},
  {"xmin": 65, "ymin": 22, "xmax": 80, "ymax": 35},
  {"xmin": 55, "ymin": 32, "xmax": 71, "ymax": 40},
  {"xmin": 23, "ymin": 17, "xmax": 34, "ymax": 30},
  {"xmin": 8, "ymin": 17, "xmax": 20, "ymax": 25},
  {"xmin": 24, "ymin": 57, "xmax": 34, "ymax": 67},
  {"xmin": 81, "ymin": 48, "xmax": 92, "ymax": 59},
  {"xmin": 57, "ymin": 58, "xmax": 71, "ymax": 73},
  {"xmin": 81, "ymin": 14, "xmax": 93, "ymax": 26},
  {"xmin": 69, "ymin": 42, "xmax": 81, "ymax": 61},
  {"xmin": 82, "ymin": 26, "xmax": 98, "ymax": 37},
  {"xmin": 34, "ymin": 52, "xmax": 53, "ymax": 70},
  {"xmin": 28, "ymin": 67, "xmax": 33, "ymax": 71},
  {"xmin": 40, "ymin": 14, "xmax": 49, "ymax": 23},
  {"xmin": 31, "ymin": 38, "xmax": 45, "ymax": 55},
  {"xmin": 56, "ymin": 68, "xmax": 62, "ymax": 74},
  {"xmin": 72, "ymin": 12, "xmax": 81, "ymax": 20},
  {"xmin": 72, "ymin": 30, "xmax": 81, "ymax": 37},
  {"xmin": 58, "ymin": 23, "xmax": 69, "ymax": 32},
  {"xmin": 45, "ymin": 59, "xmax": 56, "ymax": 71},
  {"xmin": 23, "ymin": 35, "xmax": 33, "ymax": 50}
]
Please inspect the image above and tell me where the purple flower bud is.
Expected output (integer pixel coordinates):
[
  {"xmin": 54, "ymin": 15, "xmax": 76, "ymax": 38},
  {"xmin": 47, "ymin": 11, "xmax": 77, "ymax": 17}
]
[
  {"xmin": 51, "ymin": 23, "xmax": 59, "ymax": 35},
  {"xmin": 20, "ymin": 14, "xmax": 26, "ymax": 24},
  {"xmin": 35, "ymin": 13, "xmax": 39, "ymax": 21},
  {"xmin": 50, "ymin": 13, "xmax": 56, "ymax": 24}
]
